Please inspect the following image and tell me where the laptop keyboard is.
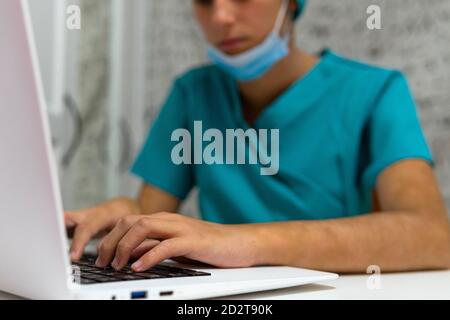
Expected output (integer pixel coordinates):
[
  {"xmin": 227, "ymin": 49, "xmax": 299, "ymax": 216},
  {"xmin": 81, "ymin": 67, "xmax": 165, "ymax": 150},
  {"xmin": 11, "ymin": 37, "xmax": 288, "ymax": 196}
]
[{"xmin": 72, "ymin": 255, "xmax": 211, "ymax": 285}]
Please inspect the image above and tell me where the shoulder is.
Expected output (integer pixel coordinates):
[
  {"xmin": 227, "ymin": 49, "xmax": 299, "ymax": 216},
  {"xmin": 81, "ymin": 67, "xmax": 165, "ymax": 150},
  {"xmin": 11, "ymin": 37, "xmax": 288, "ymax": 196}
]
[
  {"xmin": 323, "ymin": 49, "xmax": 408, "ymax": 89},
  {"xmin": 322, "ymin": 50, "xmax": 416, "ymax": 134},
  {"xmin": 322, "ymin": 49, "xmax": 413, "ymax": 114}
]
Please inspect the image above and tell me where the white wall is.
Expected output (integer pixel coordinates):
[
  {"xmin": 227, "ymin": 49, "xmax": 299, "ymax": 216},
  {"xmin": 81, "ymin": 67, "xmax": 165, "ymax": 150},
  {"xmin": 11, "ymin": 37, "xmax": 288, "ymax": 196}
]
[{"xmin": 27, "ymin": 0, "xmax": 56, "ymax": 104}]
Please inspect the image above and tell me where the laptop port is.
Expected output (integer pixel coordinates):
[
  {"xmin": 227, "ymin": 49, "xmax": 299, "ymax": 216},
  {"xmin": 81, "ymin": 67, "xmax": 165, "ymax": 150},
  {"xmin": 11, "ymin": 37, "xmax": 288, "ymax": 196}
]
[
  {"xmin": 159, "ymin": 290, "xmax": 174, "ymax": 297},
  {"xmin": 131, "ymin": 291, "xmax": 147, "ymax": 300}
]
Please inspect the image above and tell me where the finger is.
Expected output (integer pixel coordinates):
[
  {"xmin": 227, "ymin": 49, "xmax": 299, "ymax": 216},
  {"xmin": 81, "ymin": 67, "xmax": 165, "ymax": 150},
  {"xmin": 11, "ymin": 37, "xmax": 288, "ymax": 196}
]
[
  {"xmin": 95, "ymin": 230, "xmax": 115, "ymax": 251},
  {"xmin": 131, "ymin": 238, "xmax": 189, "ymax": 272},
  {"xmin": 64, "ymin": 211, "xmax": 79, "ymax": 228},
  {"xmin": 96, "ymin": 215, "xmax": 144, "ymax": 267},
  {"xmin": 130, "ymin": 239, "xmax": 161, "ymax": 259},
  {"xmin": 70, "ymin": 224, "xmax": 99, "ymax": 261},
  {"xmin": 112, "ymin": 219, "xmax": 178, "ymax": 269}
]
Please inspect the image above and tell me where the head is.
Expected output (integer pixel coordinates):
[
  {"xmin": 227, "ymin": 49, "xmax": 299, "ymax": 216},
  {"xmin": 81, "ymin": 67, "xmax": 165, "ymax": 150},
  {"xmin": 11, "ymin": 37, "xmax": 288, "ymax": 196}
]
[{"xmin": 193, "ymin": 0, "xmax": 303, "ymax": 55}]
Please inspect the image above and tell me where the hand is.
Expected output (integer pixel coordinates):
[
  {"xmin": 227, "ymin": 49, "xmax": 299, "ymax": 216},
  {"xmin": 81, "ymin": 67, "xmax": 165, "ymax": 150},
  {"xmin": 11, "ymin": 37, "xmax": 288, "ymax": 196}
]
[
  {"xmin": 65, "ymin": 197, "xmax": 140, "ymax": 261},
  {"xmin": 95, "ymin": 212, "xmax": 259, "ymax": 271}
]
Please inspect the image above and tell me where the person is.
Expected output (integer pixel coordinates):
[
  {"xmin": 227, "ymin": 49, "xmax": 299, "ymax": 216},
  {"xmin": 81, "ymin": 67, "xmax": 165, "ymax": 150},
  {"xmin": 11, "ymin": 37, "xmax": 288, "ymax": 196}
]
[{"xmin": 65, "ymin": 0, "xmax": 450, "ymax": 273}]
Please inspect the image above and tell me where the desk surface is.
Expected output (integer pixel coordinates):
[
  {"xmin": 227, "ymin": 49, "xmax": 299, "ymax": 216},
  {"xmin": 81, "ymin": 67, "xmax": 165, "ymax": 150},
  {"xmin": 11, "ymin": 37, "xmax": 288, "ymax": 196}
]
[{"xmin": 1, "ymin": 270, "xmax": 449, "ymax": 300}]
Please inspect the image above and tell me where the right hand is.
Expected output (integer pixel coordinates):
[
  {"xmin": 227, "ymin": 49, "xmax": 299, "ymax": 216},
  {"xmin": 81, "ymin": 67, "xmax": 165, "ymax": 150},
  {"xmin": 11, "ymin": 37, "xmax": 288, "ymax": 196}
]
[{"xmin": 65, "ymin": 198, "xmax": 140, "ymax": 261}]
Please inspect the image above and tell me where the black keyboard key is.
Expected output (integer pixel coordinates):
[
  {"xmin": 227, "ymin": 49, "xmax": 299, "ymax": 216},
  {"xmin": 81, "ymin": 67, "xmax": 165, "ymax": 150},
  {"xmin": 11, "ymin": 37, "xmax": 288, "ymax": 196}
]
[
  {"xmin": 89, "ymin": 275, "xmax": 116, "ymax": 283},
  {"xmin": 134, "ymin": 272, "xmax": 167, "ymax": 279},
  {"xmin": 72, "ymin": 255, "xmax": 211, "ymax": 285},
  {"xmin": 79, "ymin": 278, "xmax": 97, "ymax": 284},
  {"xmin": 84, "ymin": 268, "xmax": 111, "ymax": 274},
  {"xmin": 79, "ymin": 266, "xmax": 99, "ymax": 272},
  {"xmin": 80, "ymin": 273, "xmax": 101, "ymax": 280},
  {"xmin": 114, "ymin": 274, "xmax": 146, "ymax": 281}
]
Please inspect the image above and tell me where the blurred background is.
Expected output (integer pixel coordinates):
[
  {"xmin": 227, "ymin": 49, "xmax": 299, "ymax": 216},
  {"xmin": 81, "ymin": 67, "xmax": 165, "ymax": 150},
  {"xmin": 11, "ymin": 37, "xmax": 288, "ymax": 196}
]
[{"xmin": 28, "ymin": 0, "xmax": 450, "ymax": 215}]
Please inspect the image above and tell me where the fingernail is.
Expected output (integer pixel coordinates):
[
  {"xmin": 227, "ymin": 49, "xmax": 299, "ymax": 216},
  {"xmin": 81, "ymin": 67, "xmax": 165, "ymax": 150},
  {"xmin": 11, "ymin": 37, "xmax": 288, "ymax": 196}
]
[
  {"xmin": 95, "ymin": 257, "xmax": 101, "ymax": 267},
  {"xmin": 132, "ymin": 261, "xmax": 143, "ymax": 271},
  {"xmin": 111, "ymin": 257, "xmax": 119, "ymax": 269},
  {"xmin": 70, "ymin": 251, "xmax": 77, "ymax": 260}
]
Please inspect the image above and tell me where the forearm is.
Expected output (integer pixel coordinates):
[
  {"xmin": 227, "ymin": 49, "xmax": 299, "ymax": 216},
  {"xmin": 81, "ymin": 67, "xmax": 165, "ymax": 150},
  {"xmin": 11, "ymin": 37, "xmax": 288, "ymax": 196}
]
[
  {"xmin": 104, "ymin": 195, "xmax": 179, "ymax": 217},
  {"xmin": 101, "ymin": 190, "xmax": 180, "ymax": 218},
  {"xmin": 238, "ymin": 212, "xmax": 450, "ymax": 273}
]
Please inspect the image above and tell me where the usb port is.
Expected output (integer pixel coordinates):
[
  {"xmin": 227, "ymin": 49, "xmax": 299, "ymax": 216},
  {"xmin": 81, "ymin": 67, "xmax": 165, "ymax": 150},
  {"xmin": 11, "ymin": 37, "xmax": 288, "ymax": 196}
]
[
  {"xmin": 159, "ymin": 290, "xmax": 174, "ymax": 297},
  {"xmin": 131, "ymin": 291, "xmax": 147, "ymax": 300}
]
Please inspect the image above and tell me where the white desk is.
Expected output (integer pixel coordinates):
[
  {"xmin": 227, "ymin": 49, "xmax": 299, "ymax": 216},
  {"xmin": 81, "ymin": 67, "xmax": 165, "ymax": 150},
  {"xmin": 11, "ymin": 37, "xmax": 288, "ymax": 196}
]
[
  {"xmin": 1, "ymin": 270, "xmax": 449, "ymax": 300},
  {"xmin": 224, "ymin": 270, "xmax": 450, "ymax": 300}
]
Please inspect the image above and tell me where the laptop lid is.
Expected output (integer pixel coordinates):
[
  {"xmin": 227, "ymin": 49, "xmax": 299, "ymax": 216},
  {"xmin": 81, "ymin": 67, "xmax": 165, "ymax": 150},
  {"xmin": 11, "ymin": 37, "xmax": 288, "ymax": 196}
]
[{"xmin": 0, "ymin": 0, "xmax": 71, "ymax": 299}]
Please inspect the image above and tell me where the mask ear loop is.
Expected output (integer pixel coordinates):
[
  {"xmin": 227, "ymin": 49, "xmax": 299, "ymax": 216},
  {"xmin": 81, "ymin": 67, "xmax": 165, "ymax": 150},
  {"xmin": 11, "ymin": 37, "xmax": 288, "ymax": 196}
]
[{"xmin": 273, "ymin": 0, "xmax": 291, "ymax": 35}]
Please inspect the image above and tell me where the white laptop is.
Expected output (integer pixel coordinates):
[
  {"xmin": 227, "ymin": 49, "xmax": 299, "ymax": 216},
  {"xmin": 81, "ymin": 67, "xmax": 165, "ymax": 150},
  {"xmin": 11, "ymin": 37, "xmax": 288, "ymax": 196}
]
[{"xmin": 0, "ymin": 0, "xmax": 338, "ymax": 300}]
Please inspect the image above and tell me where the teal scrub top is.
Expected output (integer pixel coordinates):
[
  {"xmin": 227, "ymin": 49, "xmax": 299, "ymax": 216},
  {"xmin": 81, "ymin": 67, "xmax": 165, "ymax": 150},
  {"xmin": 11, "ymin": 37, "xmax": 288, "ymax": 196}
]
[{"xmin": 131, "ymin": 49, "xmax": 433, "ymax": 224}]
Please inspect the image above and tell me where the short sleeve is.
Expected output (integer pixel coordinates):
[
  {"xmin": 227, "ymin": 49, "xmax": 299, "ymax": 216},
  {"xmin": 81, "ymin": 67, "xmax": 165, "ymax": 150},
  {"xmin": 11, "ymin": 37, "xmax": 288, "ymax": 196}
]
[
  {"xmin": 130, "ymin": 80, "xmax": 194, "ymax": 200},
  {"xmin": 361, "ymin": 71, "xmax": 434, "ymax": 191}
]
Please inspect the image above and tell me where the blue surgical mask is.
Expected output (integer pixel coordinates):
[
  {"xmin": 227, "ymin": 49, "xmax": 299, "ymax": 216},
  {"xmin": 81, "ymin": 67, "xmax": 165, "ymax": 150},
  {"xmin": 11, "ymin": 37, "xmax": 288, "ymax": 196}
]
[{"xmin": 207, "ymin": 0, "xmax": 291, "ymax": 82}]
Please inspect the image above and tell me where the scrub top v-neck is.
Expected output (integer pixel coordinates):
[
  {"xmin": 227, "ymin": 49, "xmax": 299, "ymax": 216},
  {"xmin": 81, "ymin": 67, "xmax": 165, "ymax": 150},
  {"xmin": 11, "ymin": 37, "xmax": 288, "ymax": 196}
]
[
  {"xmin": 228, "ymin": 51, "xmax": 334, "ymax": 131},
  {"xmin": 131, "ymin": 49, "xmax": 433, "ymax": 224}
]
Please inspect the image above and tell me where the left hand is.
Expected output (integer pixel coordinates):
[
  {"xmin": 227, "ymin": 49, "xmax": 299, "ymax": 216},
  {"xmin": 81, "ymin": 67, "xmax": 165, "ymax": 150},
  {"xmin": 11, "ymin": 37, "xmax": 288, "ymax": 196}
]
[{"xmin": 95, "ymin": 212, "xmax": 258, "ymax": 271}]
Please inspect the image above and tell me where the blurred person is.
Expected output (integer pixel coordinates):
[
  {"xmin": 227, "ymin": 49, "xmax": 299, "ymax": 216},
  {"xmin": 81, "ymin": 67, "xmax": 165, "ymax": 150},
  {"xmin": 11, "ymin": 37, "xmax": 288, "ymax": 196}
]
[{"xmin": 66, "ymin": 0, "xmax": 450, "ymax": 274}]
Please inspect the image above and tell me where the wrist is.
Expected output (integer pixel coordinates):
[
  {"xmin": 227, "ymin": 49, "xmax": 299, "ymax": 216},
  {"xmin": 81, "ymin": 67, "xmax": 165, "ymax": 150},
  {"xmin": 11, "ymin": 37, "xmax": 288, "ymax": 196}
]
[
  {"xmin": 124, "ymin": 197, "xmax": 142, "ymax": 215},
  {"xmin": 106, "ymin": 197, "xmax": 141, "ymax": 217},
  {"xmin": 233, "ymin": 222, "xmax": 306, "ymax": 267},
  {"xmin": 230, "ymin": 223, "xmax": 282, "ymax": 267}
]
